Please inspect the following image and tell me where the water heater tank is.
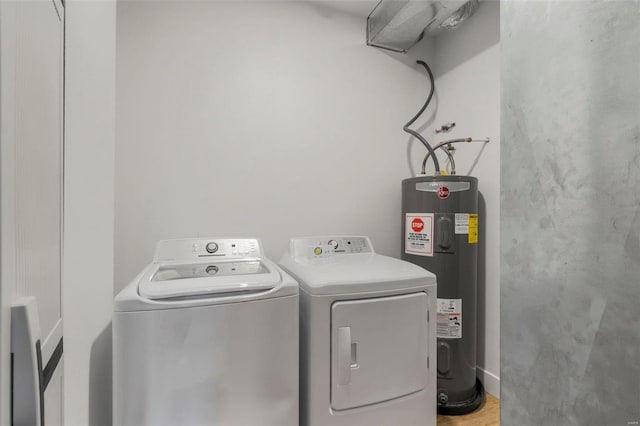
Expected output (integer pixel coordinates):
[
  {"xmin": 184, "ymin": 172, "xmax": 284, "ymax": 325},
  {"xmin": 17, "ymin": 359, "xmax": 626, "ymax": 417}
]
[{"xmin": 401, "ymin": 175, "xmax": 484, "ymax": 415}]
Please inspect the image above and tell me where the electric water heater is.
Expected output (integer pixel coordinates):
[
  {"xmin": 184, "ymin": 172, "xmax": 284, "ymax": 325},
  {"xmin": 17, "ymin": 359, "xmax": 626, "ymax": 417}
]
[{"xmin": 401, "ymin": 175, "xmax": 484, "ymax": 415}]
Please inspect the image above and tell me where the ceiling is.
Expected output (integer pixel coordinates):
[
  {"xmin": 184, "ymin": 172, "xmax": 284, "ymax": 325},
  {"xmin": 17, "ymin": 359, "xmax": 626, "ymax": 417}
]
[{"xmin": 304, "ymin": 0, "xmax": 380, "ymax": 19}]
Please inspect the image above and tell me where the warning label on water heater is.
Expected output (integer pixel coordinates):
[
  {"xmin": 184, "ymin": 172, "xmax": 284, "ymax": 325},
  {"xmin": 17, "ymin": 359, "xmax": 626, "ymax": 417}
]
[
  {"xmin": 455, "ymin": 213, "xmax": 469, "ymax": 234},
  {"xmin": 437, "ymin": 298, "xmax": 462, "ymax": 339},
  {"xmin": 468, "ymin": 214, "xmax": 478, "ymax": 244},
  {"xmin": 455, "ymin": 213, "xmax": 479, "ymax": 243},
  {"xmin": 405, "ymin": 213, "xmax": 434, "ymax": 257}
]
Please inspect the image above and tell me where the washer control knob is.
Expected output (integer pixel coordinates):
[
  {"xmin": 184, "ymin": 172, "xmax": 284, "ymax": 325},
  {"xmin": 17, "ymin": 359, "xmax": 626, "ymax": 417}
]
[
  {"xmin": 328, "ymin": 239, "xmax": 339, "ymax": 250},
  {"xmin": 205, "ymin": 242, "xmax": 219, "ymax": 253}
]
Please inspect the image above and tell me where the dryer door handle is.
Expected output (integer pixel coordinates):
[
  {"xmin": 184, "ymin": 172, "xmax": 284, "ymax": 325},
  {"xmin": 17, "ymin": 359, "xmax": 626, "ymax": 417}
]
[{"xmin": 336, "ymin": 327, "xmax": 351, "ymax": 386}]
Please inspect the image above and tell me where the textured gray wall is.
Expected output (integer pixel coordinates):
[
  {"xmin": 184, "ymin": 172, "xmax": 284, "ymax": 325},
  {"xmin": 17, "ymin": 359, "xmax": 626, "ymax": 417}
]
[{"xmin": 501, "ymin": 1, "xmax": 640, "ymax": 425}]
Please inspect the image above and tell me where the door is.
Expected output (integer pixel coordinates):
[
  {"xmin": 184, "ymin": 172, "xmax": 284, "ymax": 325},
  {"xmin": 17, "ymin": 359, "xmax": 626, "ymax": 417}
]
[
  {"xmin": 0, "ymin": 0, "xmax": 65, "ymax": 424},
  {"xmin": 330, "ymin": 292, "xmax": 429, "ymax": 410}
]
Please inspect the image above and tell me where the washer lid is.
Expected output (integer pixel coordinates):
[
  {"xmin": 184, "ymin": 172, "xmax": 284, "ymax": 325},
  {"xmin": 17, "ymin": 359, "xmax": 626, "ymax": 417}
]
[{"xmin": 138, "ymin": 260, "xmax": 281, "ymax": 300}]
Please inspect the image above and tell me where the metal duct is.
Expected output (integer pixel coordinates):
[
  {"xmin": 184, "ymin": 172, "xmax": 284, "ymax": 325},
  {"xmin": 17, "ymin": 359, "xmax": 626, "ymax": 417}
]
[{"xmin": 367, "ymin": 0, "xmax": 480, "ymax": 52}]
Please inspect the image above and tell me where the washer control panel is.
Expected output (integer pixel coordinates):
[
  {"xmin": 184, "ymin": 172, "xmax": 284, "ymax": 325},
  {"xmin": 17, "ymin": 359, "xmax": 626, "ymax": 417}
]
[
  {"xmin": 327, "ymin": 237, "xmax": 370, "ymax": 254},
  {"xmin": 290, "ymin": 236, "xmax": 373, "ymax": 259},
  {"xmin": 154, "ymin": 238, "xmax": 263, "ymax": 262}
]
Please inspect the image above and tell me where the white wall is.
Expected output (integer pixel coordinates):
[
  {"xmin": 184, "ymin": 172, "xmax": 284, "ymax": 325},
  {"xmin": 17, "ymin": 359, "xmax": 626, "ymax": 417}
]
[
  {"xmin": 64, "ymin": 1, "xmax": 116, "ymax": 424},
  {"xmin": 115, "ymin": 0, "xmax": 500, "ymax": 399},
  {"xmin": 115, "ymin": 1, "xmax": 435, "ymax": 291},
  {"xmin": 414, "ymin": 1, "xmax": 501, "ymax": 396}
]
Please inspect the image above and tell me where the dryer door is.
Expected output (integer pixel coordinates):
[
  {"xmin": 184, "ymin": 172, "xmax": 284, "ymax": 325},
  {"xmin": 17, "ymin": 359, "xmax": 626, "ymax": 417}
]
[{"xmin": 330, "ymin": 292, "xmax": 428, "ymax": 410}]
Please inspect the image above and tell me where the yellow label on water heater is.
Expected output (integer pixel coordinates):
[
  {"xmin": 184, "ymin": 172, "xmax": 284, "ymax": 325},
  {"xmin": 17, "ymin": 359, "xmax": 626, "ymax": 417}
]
[{"xmin": 468, "ymin": 214, "xmax": 478, "ymax": 244}]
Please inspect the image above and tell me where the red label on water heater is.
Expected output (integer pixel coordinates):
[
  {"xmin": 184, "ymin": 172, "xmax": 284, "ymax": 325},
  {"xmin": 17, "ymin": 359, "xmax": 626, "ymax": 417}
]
[
  {"xmin": 411, "ymin": 218, "xmax": 424, "ymax": 232},
  {"xmin": 437, "ymin": 186, "xmax": 450, "ymax": 199},
  {"xmin": 405, "ymin": 213, "xmax": 434, "ymax": 257}
]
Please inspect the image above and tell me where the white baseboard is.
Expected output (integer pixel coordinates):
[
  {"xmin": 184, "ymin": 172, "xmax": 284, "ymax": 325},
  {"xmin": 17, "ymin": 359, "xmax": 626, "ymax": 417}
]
[{"xmin": 477, "ymin": 366, "xmax": 500, "ymax": 399}]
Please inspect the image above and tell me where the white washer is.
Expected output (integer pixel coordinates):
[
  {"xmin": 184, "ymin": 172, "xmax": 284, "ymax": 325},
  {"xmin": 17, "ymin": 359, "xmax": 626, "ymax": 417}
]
[
  {"xmin": 113, "ymin": 238, "xmax": 299, "ymax": 426},
  {"xmin": 279, "ymin": 236, "xmax": 437, "ymax": 426}
]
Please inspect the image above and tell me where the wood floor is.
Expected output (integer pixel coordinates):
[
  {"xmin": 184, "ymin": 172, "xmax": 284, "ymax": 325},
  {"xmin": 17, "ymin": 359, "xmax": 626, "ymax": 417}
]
[{"xmin": 437, "ymin": 393, "xmax": 500, "ymax": 426}]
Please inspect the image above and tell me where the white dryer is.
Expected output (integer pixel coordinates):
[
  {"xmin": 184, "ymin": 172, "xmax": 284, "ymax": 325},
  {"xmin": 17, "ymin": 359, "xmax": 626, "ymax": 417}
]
[
  {"xmin": 279, "ymin": 236, "xmax": 437, "ymax": 426},
  {"xmin": 113, "ymin": 238, "xmax": 299, "ymax": 426}
]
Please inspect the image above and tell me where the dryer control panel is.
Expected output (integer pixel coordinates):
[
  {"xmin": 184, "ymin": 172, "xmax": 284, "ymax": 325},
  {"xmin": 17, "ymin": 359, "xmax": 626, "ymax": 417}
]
[
  {"xmin": 290, "ymin": 236, "xmax": 374, "ymax": 259},
  {"xmin": 154, "ymin": 238, "xmax": 263, "ymax": 262}
]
